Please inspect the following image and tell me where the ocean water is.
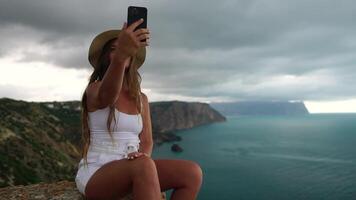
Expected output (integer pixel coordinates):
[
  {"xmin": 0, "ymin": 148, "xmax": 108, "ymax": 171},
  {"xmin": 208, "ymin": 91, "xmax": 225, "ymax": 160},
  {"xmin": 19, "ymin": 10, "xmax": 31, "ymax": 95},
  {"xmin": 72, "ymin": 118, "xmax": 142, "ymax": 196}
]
[{"xmin": 152, "ymin": 114, "xmax": 356, "ymax": 200}]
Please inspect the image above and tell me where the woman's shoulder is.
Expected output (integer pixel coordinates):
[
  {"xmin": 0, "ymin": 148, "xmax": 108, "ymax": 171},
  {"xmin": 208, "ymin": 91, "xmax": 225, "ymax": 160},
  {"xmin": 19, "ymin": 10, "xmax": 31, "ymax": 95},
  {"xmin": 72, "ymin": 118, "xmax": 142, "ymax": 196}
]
[
  {"xmin": 140, "ymin": 91, "xmax": 148, "ymax": 104},
  {"xmin": 140, "ymin": 91, "xmax": 147, "ymax": 99},
  {"xmin": 85, "ymin": 80, "xmax": 102, "ymax": 112},
  {"xmin": 86, "ymin": 80, "xmax": 101, "ymax": 94}
]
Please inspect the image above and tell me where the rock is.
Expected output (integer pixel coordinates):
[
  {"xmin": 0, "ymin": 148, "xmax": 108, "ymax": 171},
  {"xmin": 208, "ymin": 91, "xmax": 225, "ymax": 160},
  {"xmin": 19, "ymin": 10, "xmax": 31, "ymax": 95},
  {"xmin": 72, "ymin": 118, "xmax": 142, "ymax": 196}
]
[
  {"xmin": 171, "ymin": 144, "xmax": 183, "ymax": 152},
  {"xmin": 0, "ymin": 180, "xmax": 167, "ymax": 200}
]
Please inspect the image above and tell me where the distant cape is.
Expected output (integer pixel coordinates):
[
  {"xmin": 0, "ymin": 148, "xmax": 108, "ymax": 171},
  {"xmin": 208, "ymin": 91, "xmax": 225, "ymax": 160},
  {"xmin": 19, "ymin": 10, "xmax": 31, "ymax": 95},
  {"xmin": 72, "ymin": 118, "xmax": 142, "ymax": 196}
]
[{"xmin": 210, "ymin": 101, "xmax": 309, "ymax": 116}]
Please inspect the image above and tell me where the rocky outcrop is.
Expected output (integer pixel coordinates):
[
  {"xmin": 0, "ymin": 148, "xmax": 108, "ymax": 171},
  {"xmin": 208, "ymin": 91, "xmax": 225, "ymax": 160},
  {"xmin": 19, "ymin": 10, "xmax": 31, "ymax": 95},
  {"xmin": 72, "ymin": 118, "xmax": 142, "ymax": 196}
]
[
  {"xmin": 151, "ymin": 101, "xmax": 226, "ymax": 145},
  {"xmin": 0, "ymin": 180, "xmax": 166, "ymax": 200},
  {"xmin": 150, "ymin": 100, "xmax": 226, "ymax": 133},
  {"xmin": 171, "ymin": 144, "xmax": 183, "ymax": 152}
]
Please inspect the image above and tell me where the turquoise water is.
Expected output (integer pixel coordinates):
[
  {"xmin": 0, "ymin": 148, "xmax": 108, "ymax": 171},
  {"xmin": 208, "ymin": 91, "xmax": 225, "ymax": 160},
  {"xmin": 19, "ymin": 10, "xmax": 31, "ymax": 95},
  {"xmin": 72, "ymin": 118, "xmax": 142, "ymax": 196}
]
[{"xmin": 152, "ymin": 114, "xmax": 356, "ymax": 200}]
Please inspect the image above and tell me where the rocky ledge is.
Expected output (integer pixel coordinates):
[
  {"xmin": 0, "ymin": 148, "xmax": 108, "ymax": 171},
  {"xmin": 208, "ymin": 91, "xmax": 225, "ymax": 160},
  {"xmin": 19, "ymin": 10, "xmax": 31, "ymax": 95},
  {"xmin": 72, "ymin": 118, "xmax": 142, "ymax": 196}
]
[{"xmin": 0, "ymin": 180, "xmax": 167, "ymax": 200}]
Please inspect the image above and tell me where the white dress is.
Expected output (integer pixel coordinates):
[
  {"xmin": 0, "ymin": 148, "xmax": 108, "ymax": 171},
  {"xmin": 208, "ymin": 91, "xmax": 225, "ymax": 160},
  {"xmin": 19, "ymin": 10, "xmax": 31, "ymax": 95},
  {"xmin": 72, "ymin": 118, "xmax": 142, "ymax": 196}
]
[{"xmin": 75, "ymin": 105, "xmax": 143, "ymax": 195}]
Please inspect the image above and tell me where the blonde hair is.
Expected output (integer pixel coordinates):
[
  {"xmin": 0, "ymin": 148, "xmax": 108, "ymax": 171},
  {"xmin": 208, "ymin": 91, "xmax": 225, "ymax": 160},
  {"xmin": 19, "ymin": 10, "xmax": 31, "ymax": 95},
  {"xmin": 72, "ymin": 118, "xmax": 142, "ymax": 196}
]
[{"xmin": 80, "ymin": 38, "xmax": 144, "ymax": 167}]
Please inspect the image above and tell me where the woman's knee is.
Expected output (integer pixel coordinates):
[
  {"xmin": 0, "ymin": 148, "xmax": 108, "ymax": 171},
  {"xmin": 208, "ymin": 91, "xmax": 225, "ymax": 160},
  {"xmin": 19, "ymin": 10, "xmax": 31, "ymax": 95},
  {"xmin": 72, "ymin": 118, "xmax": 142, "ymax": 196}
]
[
  {"xmin": 185, "ymin": 161, "xmax": 203, "ymax": 187},
  {"xmin": 131, "ymin": 156, "xmax": 158, "ymax": 177}
]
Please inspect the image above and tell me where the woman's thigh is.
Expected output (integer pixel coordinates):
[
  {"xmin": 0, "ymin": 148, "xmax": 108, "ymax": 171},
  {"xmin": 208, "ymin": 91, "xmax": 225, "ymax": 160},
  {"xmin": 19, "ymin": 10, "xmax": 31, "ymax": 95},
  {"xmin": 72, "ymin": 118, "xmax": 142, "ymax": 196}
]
[
  {"xmin": 84, "ymin": 156, "xmax": 150, "ymax": 200},
  {"xmin": 153, "ymin": 158, "xmax": 203, "ymax": 192}
]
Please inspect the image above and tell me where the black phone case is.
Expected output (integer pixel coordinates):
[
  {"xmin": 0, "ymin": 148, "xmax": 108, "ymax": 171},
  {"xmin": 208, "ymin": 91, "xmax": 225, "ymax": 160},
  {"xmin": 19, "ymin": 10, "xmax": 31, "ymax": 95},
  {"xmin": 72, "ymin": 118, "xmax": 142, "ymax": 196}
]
[{"xmin": 127, "ymin": 6, "xmax": 147, "ymax": 32}]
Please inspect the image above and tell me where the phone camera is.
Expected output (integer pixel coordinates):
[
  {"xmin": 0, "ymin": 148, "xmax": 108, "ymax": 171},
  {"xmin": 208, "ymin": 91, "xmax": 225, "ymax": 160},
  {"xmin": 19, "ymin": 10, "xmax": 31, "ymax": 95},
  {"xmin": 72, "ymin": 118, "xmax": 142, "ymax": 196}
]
[{"xmin": 133, "ymin": 8, "xmax": 138, "ymax": 15}]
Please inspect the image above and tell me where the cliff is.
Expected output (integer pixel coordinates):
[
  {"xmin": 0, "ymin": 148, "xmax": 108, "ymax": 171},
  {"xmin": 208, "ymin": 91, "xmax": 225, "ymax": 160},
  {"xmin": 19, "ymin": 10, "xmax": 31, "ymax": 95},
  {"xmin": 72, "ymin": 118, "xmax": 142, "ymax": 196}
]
[
  {"xmin": 150, "ymin": 100, "xmax": 226, "ymax": 145},
  {"xmin": 0, "ymin": 97, "xmax": 225, "ymax": 188},
  {"xmin": 210, "ymin": 101, "xmax": 309, "ymax": 116}
]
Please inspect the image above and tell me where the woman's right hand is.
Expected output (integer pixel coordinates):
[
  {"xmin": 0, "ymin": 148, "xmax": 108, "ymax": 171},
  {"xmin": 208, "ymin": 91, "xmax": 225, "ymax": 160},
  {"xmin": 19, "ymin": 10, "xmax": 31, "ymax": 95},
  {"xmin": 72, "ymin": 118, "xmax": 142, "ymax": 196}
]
[
  {"xmin": 112, "ymin": 19, "xmax": 150, "ymax": 66},
  {"xmin": 126, "ymin": 151, "xmax": 149, "ymax": 160}
]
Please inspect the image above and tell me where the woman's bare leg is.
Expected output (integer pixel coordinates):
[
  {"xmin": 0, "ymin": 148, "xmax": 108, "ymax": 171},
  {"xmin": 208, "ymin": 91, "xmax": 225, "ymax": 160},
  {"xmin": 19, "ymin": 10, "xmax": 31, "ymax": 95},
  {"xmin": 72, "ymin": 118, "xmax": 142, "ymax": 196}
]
[
  {"xmin": 131, "ymin": 156, "xmax": 162, "ymax": 200},
  {"xmin": 153, "ymin": 159, "xmax": 203, "ymax": 200},
  {"xmin": 84, "ymin": 156, "xmax": 161, "ymax": 200}
]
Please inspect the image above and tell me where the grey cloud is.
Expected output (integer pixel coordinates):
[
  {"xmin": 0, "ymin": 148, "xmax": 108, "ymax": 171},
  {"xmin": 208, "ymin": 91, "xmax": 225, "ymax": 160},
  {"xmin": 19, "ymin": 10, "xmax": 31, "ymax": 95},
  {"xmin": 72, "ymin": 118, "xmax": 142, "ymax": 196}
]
[{"xmin": 1, "ymin": 0, "xmax": 356, "ymax": 101}]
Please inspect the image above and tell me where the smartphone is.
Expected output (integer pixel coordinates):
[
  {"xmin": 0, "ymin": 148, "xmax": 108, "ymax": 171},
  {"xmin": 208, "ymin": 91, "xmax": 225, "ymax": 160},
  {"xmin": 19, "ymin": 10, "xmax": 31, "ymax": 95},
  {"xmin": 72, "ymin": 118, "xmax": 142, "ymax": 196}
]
[{"xmin": 127, "ymin": 6, "xmax": 147, "ymax": 41}]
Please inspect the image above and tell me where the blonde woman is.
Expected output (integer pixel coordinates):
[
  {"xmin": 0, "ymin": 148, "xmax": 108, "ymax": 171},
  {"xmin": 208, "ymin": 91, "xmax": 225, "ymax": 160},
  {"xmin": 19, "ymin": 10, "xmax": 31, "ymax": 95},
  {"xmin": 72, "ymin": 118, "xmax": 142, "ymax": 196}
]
[{"xmin": 75, "ymin": 19, "xmax": 203, "ymax": 200}]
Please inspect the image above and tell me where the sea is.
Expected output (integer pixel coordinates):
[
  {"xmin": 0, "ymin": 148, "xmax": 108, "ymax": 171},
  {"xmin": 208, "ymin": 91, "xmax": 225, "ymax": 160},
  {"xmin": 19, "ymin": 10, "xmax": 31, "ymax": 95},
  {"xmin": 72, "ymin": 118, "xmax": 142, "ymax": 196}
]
[{"xmin": 152, "ymin": 114, "xmax": 356, "ymax": 200}]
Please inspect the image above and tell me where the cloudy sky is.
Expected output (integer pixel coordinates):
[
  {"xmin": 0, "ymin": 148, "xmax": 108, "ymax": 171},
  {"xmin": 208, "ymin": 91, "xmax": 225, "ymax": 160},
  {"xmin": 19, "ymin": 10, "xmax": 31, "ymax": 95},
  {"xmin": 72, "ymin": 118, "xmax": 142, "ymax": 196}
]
[{"xmin": 0, "ymin": 0, "xmax": 355, "ymax": 113}]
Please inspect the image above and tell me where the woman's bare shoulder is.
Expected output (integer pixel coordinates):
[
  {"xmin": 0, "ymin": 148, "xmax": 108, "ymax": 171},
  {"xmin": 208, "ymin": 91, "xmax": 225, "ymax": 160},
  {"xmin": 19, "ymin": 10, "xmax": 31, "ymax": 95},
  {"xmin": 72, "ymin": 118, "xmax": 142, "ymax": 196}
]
[
  {"xmin": 85, "ymin": 80, "xmax": 102, "ymax": 111},
  {"xmin": 140, "ymin": 91, "xmax": 148, "ymax": 102},
  {"xmin": 86, "ymin": 80, "xmax": 101, "ymax": 96}
]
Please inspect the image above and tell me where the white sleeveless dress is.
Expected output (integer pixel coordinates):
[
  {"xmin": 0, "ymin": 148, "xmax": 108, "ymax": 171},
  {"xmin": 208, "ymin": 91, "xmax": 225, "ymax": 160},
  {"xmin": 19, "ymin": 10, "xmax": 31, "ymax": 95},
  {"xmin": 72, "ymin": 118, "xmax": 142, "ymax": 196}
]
[{"xmin": 75, "ymin": 105, "xmax": 143, "ymax": 195}]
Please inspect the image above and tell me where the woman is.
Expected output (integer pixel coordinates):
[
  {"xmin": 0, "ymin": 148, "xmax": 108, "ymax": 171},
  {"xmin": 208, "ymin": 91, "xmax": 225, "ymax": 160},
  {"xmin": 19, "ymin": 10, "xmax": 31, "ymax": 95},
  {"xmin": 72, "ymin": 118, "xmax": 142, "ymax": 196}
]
[{"xmin": 75, "ymin": 19, "xmax": 203, "ymax": 200}]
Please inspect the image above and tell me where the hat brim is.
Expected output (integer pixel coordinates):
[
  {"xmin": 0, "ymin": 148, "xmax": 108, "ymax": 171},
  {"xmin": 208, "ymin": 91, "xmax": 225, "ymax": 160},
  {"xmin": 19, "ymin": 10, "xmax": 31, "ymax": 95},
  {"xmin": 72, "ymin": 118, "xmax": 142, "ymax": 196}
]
[{"xmin": 88, "ymin": 29, "xmax": 146, "ymax": 70}]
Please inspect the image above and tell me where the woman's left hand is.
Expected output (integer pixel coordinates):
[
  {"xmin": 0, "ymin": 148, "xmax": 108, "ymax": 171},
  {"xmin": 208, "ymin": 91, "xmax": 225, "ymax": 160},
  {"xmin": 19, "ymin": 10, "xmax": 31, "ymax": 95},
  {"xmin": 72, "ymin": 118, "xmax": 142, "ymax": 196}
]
[{"xmin": 127, "ymin": 151, "xmax": 149, "ymax": 160}]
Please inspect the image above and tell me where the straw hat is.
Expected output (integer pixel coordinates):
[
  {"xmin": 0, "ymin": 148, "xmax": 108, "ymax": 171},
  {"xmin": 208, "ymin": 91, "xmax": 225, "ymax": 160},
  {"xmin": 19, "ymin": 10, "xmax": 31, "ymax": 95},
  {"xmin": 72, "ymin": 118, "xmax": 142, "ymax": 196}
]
[{"xmin": 88, "ymin": 29, "xmax": 146, "ymax": 69}]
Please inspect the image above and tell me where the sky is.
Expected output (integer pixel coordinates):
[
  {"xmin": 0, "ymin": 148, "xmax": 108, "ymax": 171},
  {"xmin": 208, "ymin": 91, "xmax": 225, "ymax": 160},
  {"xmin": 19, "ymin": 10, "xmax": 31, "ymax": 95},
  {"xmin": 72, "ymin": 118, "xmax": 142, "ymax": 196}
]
[{"xmin": 0, "ymin": 0, "xmax": 355, "ymax": 113}]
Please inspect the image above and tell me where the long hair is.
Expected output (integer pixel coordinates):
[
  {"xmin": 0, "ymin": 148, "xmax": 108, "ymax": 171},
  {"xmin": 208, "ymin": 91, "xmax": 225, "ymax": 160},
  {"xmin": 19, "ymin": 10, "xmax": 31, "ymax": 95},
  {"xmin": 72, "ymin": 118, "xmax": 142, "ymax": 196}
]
[{"xmin": 80, "ymin": 38, "xmax": 144, "ymax": 167}]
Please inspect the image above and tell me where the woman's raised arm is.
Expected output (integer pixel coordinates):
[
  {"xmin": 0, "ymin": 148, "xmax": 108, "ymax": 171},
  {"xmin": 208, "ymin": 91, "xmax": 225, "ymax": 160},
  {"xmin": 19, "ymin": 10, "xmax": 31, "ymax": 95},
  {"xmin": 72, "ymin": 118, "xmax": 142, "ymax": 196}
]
[{"xmin": 97, "ymin": 19, "xmax": 150, "ymax": 107}]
